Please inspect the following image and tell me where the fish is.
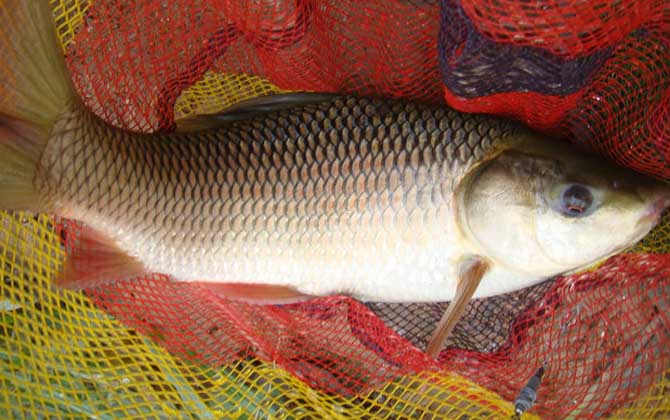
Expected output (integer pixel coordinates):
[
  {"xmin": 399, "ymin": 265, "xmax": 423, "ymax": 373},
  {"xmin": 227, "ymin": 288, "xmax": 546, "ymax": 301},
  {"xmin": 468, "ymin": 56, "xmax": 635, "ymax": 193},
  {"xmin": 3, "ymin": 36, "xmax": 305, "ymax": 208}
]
[{"xmin": 1, "ymin": 1, "xmax": 669, "ymax": 357}]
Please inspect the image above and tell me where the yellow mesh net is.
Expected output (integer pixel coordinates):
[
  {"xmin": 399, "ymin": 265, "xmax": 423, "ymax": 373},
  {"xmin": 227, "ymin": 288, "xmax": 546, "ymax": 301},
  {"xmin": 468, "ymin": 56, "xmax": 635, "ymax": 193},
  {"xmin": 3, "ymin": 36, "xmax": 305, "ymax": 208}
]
[
  {"xmin": 635, "ymin": 212, "xmax": 670, "ymax": 255},
  {"xmin": 174, "ymin": 72, "xmax": 286, "ymax": 121},
  {"xmin": 1, "ymin": 1, "xmax": 669, "ymax": 418},
  {"xmin": 0, "ymin": 2, "xmax": 527, "ymax": 418},
  {"xmin": 0, "ymin": 211, "xmax": 531, "ymax": 417}
]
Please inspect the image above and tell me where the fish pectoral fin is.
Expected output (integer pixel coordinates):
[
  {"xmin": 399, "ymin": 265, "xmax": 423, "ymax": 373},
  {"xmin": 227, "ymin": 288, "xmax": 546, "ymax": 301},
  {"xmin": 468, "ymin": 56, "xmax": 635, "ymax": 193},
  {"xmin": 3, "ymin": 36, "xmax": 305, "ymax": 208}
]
[
  {"xmin": 175, "ymin": 92, "xmax": 337, "ymax": 132},
  {"xmin": 55, "ymin": 224, "xmax": 146, "ymax": 290},
  {"xmin": 425, "ymin": 255, "xmax": 490, "ymax": 359},
  {"xmin": 198, "ymin": 282, "xmax": 315, "ymax": 305}
]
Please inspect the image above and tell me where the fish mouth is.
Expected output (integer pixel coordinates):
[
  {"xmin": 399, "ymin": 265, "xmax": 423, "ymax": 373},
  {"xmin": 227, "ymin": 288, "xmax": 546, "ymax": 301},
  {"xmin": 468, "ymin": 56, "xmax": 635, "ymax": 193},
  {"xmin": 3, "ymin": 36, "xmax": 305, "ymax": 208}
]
[
  {"xmin": 641, "ymin": 193, "xmax": 670, "ymax": 225},
  {"xmin": 645, "ymin": 193, "xmax": 670, "ymax": 220}
]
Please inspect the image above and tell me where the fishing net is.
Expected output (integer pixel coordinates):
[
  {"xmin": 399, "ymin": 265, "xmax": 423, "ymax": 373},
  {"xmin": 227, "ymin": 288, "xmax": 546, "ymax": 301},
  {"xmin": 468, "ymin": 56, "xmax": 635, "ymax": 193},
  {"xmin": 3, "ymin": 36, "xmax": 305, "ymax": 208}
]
[{"xmin": 1, "ymin": 0, "xmax": 670, "ymax": 418}]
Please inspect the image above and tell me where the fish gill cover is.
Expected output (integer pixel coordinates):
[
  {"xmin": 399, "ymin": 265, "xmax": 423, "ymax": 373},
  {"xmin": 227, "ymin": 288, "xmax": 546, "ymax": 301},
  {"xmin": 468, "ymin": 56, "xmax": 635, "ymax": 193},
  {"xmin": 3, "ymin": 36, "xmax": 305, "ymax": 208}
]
[{"xmin": 0, "ymin": 0, "xmax": 669, "ymax": 418}]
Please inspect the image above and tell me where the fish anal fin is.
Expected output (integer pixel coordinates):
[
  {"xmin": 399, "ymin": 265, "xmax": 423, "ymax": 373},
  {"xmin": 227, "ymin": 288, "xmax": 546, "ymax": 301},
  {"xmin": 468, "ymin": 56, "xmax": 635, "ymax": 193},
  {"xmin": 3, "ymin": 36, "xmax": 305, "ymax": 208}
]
[
  {"xmin": 56, "ymin": 224, "xmax": 146, "ymax": 290},
  {"xmin": 175, "ymin": 92, "xmax": 336, "ymax": 131},
  {"xmin": 425, "ymin": 255, "xmax": 490, "ymax": 359},
  {"xmin": 198, "ymin": 282, "xmax": 314, "ymax": 305}
]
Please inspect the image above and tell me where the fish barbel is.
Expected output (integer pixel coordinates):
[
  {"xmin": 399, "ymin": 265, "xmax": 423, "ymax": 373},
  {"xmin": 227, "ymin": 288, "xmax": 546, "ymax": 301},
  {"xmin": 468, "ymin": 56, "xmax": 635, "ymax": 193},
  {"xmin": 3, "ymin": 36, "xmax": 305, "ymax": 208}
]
[{"xmin": 1, "ymin": 1, "xmax": 669, "ymax": 356}]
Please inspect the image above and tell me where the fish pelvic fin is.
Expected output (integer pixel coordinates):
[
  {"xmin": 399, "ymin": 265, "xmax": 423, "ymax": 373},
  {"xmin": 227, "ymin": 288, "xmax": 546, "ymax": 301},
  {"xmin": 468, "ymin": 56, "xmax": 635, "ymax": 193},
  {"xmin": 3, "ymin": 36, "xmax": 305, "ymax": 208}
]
[
  {"xmin": 425, "ymin": 255, "xmax": 490, "ymax": 359},
  {"xmin": 197, "ymin": 282, "xmax": 315, "ymax": 305},
  {"xmin": 0, "ymin": 1, "xmax": 76, "ymax": 212},
  {"xmin": 56, "ymin": 224, "xmax": 147, "ymax": 290}
]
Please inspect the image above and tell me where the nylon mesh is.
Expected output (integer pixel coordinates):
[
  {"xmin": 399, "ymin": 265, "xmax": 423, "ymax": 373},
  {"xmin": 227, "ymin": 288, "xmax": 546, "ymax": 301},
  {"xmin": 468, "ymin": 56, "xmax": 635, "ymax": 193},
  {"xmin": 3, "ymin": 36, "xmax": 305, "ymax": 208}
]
[{"xmin": 1, "ymin": 0, "xmax": 669, "ymax": 418}]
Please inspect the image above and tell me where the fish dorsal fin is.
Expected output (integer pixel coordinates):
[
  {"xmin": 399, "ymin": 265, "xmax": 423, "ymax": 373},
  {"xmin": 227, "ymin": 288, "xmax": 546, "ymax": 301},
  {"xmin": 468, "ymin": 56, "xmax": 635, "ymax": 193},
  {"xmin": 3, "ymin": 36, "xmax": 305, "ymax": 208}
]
[
  {"xmin": 198, "ymin": 282, "xmax": 314, "ymax": 305},
  {"xmin": 425, "ymin": 255, "xmax": 490, "ymax": 358},
  {"xmin": 56, "ymin": 224, "xmax": 146, "ymax": 290},
  {"xmin": 175, "ymin": 92, "xmax": 337, "ymax": 132}
]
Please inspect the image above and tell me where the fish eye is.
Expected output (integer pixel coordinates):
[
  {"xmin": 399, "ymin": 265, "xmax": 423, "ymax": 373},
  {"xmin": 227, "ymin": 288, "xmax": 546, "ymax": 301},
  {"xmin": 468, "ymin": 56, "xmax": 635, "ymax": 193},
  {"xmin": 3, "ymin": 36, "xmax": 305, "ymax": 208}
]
[{"xmin": 554, "ymin": 183, "xmax": 595, "ymax": 218}]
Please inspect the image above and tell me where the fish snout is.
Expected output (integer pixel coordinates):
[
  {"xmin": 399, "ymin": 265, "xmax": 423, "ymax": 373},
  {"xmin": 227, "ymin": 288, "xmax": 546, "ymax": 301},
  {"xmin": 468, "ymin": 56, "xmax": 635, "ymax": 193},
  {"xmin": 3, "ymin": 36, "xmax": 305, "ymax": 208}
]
[
  {"xmin": 649, "ymin": 194, "xmax": 670, "ymax": 219},
  {"xmin": 641, "ymin": 186, "xmax": 670, "ymax": 223}
]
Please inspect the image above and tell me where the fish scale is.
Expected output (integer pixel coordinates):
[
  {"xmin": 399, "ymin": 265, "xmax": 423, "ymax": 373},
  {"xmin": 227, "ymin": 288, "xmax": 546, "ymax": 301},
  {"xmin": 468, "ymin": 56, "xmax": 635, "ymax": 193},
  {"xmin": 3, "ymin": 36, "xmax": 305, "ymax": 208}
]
[
  {"xmin": 35, "ymin": 96, "xmax": 516, "ymax": 301},
  {"xmin": 1, "ymin": 0, "xmax": 667, "ymax": 358}
]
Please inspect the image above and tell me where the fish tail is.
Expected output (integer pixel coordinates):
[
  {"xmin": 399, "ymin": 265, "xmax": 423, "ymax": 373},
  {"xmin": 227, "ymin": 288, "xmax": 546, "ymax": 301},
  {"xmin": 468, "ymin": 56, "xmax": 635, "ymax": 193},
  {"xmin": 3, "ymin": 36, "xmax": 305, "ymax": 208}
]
[{"xmin": 0, "ymin": 1, "xmax": 75, "ymax": 211}]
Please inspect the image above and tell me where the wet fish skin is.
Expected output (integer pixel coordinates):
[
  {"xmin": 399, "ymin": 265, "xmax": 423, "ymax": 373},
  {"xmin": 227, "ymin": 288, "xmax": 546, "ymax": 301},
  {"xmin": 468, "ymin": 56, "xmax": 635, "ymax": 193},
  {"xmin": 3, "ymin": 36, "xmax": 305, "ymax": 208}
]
[
  {"xmin": 1, "ymin": 0, "xmax": 668, "ymax": 306},
  {"xmin": 37, "ymin": 97, "xmax": 522, "ymax": 301}
]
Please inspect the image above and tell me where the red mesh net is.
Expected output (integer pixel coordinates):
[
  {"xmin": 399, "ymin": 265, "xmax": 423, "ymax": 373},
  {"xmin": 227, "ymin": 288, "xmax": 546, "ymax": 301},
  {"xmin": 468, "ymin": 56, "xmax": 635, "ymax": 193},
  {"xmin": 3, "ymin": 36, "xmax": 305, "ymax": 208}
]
[
  {"xmin": 66, "ymin": 0, "xmax": 443, "ymax": 132},
  {"xmin": 459, "ymin": 0, "xmax": 660, "ymax": 58},
  {"xmin": 52, "ymin": 0, "xmax": 670, "ymax": 418}
]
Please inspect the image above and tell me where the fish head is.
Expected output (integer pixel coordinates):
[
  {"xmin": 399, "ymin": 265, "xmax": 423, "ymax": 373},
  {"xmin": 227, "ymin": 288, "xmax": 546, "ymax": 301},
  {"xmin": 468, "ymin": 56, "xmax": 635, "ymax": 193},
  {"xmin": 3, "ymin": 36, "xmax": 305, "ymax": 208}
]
[{"xmin": 457, "ymin": 136, "xmax": 670, "ymax": 278}]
